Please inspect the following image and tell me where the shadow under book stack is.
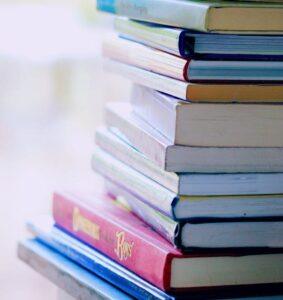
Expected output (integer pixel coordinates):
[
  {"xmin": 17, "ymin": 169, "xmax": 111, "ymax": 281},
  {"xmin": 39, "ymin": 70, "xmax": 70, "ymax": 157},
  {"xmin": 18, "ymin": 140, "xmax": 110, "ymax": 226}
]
[{"xmin": 19, "ymin": 1, "xmax": 283, "ymax": 299}]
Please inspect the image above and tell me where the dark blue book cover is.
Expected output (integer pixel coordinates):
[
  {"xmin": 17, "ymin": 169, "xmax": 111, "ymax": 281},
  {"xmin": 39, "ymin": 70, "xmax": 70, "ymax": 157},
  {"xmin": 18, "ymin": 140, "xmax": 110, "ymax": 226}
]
[{"xmin": 114, "ymin": 18, "xmax": 283, "ymax": 61}]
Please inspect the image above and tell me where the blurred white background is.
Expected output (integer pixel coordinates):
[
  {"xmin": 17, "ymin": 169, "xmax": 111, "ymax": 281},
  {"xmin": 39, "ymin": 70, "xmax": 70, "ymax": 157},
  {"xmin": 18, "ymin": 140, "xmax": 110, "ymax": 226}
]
[{"xmin": 0, "ymin": 1, "xmax": 130, "ymax": 298}]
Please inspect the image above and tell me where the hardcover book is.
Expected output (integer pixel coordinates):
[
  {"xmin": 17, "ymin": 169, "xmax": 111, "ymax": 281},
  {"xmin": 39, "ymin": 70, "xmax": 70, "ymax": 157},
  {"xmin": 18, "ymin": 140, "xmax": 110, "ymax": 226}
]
[
  {"xmin": 115, "ymin": 18, "xmax": 283, "ymax": 60},
  {"xmin": 97, "ymin": 0, "xmax": 283, "ymax": 33},
  {"xmin": 104, "ymin": 59, "xmax": 283, "ymax": 102},
  {"xmin": 131, "ymin": 86, "xmax": 283, "ymax": 147},
  {"xmin": 92, "ymin": 146, "xmax": 283, "ymax": 221},
  {"xmin": 53, "ymin": 191, "xmax": 283, "ymax": 291},
  {"xmin": 103, "ymin": 37, "xmax": 283, "ymax": 82},
  {"xmin": 95, "ymin": 127, "xmax": 283, "ymax": 196},
  {"xmin": 105, "ymin": 102, "xmax": 283, "ymax": 173}
]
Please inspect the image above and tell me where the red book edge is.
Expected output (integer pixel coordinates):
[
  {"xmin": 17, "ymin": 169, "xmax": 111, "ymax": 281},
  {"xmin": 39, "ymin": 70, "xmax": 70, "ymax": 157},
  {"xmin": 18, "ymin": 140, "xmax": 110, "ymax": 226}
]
[{"xmin": 52, "ymin": 191, "xmax": 176, "ymax": 291}]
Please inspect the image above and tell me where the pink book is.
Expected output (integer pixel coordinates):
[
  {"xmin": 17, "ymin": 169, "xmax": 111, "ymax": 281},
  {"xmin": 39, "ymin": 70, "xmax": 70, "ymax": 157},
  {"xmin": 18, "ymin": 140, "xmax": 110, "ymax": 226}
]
[{"xmin": 53, "ymin": 191, "xmax": 283, "ymax": 292}]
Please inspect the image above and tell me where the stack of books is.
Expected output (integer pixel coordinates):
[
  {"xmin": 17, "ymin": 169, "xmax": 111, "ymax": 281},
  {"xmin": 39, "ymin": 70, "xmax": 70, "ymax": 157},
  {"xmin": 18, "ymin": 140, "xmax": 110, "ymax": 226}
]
[{"xmin": 21, "ymin": 0, "xmax": 283, "ymax": 299}]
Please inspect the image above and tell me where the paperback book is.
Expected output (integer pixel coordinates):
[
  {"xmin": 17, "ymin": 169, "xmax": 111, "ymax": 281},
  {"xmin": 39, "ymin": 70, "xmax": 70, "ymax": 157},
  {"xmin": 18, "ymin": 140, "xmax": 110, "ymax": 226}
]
[
  {"xmin": 105, "ymin": 102, "xmax": 283, "ymax": 173},
  {"xmin": 105, "ymin": 59, "xmax": 283, "ymax": 102},
  {"xmin": 130, "ymin": 86, "xmax": 283, "ymax": 147},
  {"xmin": 96, "ymin": 127, "xmax": 283, "ymax": 196},
  {"xmin": 92, "ymin": 146, "xmax": 283, "ymax": 221}
]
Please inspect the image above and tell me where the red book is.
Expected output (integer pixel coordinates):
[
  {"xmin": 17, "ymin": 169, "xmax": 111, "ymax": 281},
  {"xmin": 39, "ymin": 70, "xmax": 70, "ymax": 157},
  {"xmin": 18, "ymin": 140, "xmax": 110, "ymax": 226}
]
[{"xmin": 53, "ymin": 191, "xmax": 283, "ymax": 292}]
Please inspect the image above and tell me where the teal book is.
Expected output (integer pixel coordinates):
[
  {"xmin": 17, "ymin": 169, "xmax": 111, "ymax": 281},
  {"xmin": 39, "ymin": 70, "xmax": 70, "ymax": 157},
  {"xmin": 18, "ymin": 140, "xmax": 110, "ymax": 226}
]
[{"xmin": 97, "ymin": 0, "xmax": 283, "ymax": 33}]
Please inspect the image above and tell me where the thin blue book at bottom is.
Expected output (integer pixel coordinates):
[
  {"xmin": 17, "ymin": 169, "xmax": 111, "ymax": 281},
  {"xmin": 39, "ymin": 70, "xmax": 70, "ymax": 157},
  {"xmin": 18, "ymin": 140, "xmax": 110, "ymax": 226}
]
[{"xmin": 26, "ymin": 216, "xmax": 283, "ymax": 300}]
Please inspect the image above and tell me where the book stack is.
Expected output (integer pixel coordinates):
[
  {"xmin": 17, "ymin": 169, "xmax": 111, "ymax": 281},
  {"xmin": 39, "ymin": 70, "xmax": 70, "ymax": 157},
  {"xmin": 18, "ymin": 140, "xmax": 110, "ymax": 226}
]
[{"xmin": 21, "ymin": 0, "xmax": 283, "ymax": 299}]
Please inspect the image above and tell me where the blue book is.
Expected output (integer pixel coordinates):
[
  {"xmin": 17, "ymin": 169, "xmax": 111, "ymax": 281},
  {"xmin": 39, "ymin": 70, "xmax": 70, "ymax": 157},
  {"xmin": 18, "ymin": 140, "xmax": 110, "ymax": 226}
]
[
  {"xmin": 18, "ymin": 239, "xmax": 131, "ymax": 300},
  {"xmin": 115, "ymin": 18, "xmax": 283, "ymax": 60},
  {"xmin": 26, "ymin": 216, "xmax": 181, "ymax": 300},
  {"xmin": 25, "ymin": 217, "xmax": 283, "ymax": 299}
]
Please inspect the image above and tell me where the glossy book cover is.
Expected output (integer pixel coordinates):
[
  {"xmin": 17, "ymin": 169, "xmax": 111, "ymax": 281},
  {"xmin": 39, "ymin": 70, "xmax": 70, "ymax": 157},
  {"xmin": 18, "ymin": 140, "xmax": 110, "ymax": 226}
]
[
  {"xmin": 52, "ymin": 191, "xmax": 184, "ymax": 291},
  {"xmin": 53, "ymin": 191, "xmax": 283, "ymax": 292}
]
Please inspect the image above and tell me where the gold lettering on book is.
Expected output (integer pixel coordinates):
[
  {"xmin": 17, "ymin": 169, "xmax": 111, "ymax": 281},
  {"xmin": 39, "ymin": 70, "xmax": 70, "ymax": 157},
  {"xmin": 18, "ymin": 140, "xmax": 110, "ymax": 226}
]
[
  {"xmin": 114, "ymin": 231, "xmax": 134, "ymax": 261},
  {"xmin": 73, "ymin": 207, "xmax": 100, "ymax": 240}
]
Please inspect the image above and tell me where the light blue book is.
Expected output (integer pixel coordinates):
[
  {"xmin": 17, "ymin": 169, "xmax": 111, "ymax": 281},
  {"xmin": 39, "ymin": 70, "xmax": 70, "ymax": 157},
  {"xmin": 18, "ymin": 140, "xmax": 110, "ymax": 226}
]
[
  {"xmin": 26, "ymin": 217, "xmax": 178, "ymax": 300},
  {"xmin": 18, "ymin": 239, "xmax": 132, "ymax": 300},
  {"xmin": 24, "ymin": 217, "xmax": 283, "ymax": 299},
  {"xmin": 96, "ymin": 0, "xmax": 283, "ymax": 33}
]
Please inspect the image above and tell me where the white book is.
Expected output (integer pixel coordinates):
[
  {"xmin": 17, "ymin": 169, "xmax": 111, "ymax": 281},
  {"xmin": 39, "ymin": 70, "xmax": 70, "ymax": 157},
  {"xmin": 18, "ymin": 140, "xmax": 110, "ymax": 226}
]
[
  {"xmin": 91, "ymin": 147, "xmax": 283, "ymax": 221},
  {"xmin": 105, "ymin": 102, "xmax": 283, "ymax": 173},
  {"xmin": 131, "ymin": 85, "xmax": 283, "ymax": 147},
  {"xmin": 96, "ymin": 127, "xmax": 283, "ymax": 196}
]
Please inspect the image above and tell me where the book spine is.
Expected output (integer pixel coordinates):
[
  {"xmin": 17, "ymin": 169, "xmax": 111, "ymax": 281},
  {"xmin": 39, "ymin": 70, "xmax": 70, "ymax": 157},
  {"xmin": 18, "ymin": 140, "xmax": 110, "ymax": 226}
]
[
  {"xmin": 103, "ymin": 37, "xmax": 187, "ymax": 81},
  {"xmin": 52, "ymin": 193, "xmax": 170, "ymax": 290},
  {"xmin": 131, "ymin": 86, "xmax": 178, "ymax": 143},
  {"xmin": 97, "ymin": 0, "xmax": 208, "ymax": 32},
  {"xmin": 105, "ymin": 179, "xmax": 179, "ymax": 246},
  {"xmin": 30, "ymin": 229, "xmax": 171, "ymax": 300},
  {"xmin": 95, "ymin": 128, "xmax": 179, "ymax": 193},
  {"xmin": 91, "ymin": 147, "xmax": 175, "ymax": 217},
  {"xmin": 104, "ymin": 59, "xmax": 188, "ymax": 100},
  {"xmin": 104, "ymin": 102, "xmax": 168, "ymax": 169},
  {"xmin": 115, "ymin": 18, "xmax": 183, "ymax": 57}
]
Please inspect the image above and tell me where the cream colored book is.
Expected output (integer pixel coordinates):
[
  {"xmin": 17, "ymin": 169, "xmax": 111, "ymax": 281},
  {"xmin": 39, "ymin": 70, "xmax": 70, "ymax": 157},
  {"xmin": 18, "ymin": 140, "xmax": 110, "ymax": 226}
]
[
  {"xmin": 131, "ymin": 86, "xmax": 283, "ymax": 147},
  {"xmin": 105, "ymin": 102, "xmax": 283, "ymax": 172}
]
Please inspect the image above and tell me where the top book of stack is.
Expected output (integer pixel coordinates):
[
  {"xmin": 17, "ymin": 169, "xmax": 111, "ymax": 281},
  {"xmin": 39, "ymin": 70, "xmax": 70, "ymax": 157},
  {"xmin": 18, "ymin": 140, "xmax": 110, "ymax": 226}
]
[{"xmin": 97, "ymin": 0, "xmax": 283, "ymax": 34}]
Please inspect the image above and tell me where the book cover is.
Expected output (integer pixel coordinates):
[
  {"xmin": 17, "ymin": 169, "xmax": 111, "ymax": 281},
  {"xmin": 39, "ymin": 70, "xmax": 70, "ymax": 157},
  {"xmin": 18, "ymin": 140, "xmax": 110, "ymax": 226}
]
[
  {"xmin": 27, "ymin": 217, "xmax": 178, "ymax": 300},
  {"xmin": 52, "ymin": 191, "xmax": 179, "ymax": 291},
  {"xmin": 18, "ymin": 239, "xmax": 133, "ymax": 300},
  {"xmin": 97, "ymin": 0, "xmax": 283, "ymax": 33}
]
